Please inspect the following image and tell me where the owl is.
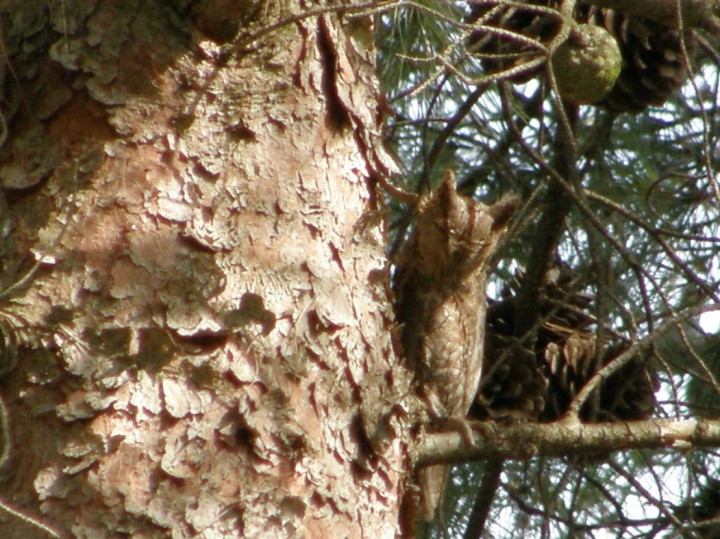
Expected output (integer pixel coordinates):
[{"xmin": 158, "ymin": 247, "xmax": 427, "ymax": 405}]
[{"xmin": 394, "ymin": 170, "xmax": 516, "ymax": 521}]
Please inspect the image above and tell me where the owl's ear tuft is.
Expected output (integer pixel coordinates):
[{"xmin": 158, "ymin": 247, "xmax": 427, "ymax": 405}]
[
  {"xmin": 435, "ymin": 170, "xmax": 461, "ymax": 219},
  {"xmin": 489, "ymin": 195, "xmax": 518, "ymax": 231},
  {"xmin": 438, "ymin": 169, "xmax": 457, "ymax": 192}
]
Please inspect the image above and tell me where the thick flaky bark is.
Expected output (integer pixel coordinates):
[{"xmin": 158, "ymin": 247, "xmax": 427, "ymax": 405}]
[{"xmin": 0, "ymin": 2, "xmax": 407, "ymax": 537}]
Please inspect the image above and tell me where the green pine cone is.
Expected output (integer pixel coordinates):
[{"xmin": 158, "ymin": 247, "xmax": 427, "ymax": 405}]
[{"xmin": 552, "ymin": 24, "xmax": 622, "ymax": 104}]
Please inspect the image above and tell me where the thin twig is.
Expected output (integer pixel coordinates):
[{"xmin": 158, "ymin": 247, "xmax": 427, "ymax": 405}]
[{"xmin": 0, "ymin": 498, "xmax": 64, "ymax": 538}]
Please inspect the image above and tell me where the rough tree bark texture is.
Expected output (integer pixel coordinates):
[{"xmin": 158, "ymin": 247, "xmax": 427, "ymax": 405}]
[{"xmin": 0, "ymin": 1, "xmax": 406, "ymax": 537}]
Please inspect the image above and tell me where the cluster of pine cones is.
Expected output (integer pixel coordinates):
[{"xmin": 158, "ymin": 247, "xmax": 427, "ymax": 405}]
[
  {"xmin": 466, "ymin": 0, "xmax": 692, "ymax": 112},
  {"xmin": 474, "ymin": 265, "xmax": 658, "ymax": 422}
]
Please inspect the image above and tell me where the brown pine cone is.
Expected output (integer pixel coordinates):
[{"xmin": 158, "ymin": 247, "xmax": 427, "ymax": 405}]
[
  {"xmin": 477, "ymin": 331, "xmax": 548, "ymax": 421},
  {"xmin": 540, "ymin": 327, "xmax": 599, "ymax": 421},
  {"xmin": 466, "ymin": 2, "xmax": 692, "ymax": 112},
  {"xmin": 466, "ymin": 0, "xmax": 562, "ymax": 83},
  {"xmin": 480, "ymin": 264, "xmax": 658, "ymax": 423},
  {"xmin": 583, "ymin": 8, "xmax": 693, "ymax": 113},
  {"xmin": 597, "ymin": 343, "xmax": 659, "ymax": 421}
]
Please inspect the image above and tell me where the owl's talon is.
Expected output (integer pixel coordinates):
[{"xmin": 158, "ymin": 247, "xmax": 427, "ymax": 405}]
[
  {"xmin": 442, "ymin": 417, "xmax": 476, "ymax": 448},
  {"xmin": 472, "ymin": 420, "xmax": 497, "ymax": 440}
]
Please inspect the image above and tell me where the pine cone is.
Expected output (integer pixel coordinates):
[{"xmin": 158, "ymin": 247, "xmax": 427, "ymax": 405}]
[
  {"xmin": 466, "ymin": 0, "xmax": 562, "ymax": 83},
  {"xmin": 477, "ymin": 329, "xmax": 548, "ymax": 420},
  {"xmin": 583, "ymin": 8, "xmax": 692, "ymax": 113},
  {"xmin": 466, "ymin": 3, "xmax": 692, "ymax": 112},
  {"xmin": 550, "ymin": 23, "xmax": 622, "ymax": 104},
  {"xmin": 540, "ymin": 327, "xmax": 598, "ymax": 421},
  {"xmin": 480, "ymin": 264, "xmax": 658, "ymax": 422},
  {"xmin": 597, "ymin": 344, "xmax": 658, "ymax": 421}
]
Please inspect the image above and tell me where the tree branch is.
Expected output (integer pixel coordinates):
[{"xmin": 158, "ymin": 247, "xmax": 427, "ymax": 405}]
[
  {"xmin": 418, "ymin": 418, "xmax": 720, "ymax": 465},
  {"xmin": 462, "ymin": 458, "xmax": 503, "ymax": 539}
]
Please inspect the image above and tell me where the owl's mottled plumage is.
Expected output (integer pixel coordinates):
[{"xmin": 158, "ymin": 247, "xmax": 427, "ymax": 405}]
[{"xmin": 394, "ymin": 170, "xmax": 516, "ymax": 521}]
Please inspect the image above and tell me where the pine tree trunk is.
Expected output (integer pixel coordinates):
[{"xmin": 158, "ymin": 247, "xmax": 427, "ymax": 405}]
[{"xmin": 0, "ymin": 2, "xmax": 407, "ymax": 537}]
